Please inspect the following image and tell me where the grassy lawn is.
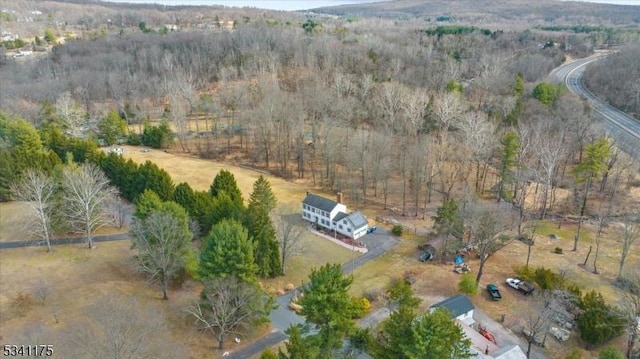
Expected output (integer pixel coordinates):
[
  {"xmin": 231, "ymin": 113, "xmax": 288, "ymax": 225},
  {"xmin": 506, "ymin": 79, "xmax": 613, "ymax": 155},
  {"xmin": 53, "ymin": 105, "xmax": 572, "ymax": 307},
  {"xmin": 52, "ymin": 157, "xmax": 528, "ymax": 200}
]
[
  {"xmin": 0, "ymin": 241, "xmax": 239, "ymax": 358},
  {"xmin": 0, "ymin": 202, "xmax": 36, "ymax": 242},
  {"xmin": 262, "ymin": 230, "xmax": 355, "ymax": 294},
  {"xmin": 0, "ymin": 146, "xmax": 362, "ymax": 357},
  {"xmin": 117, "ymin": 145, "xmax": 359, "ymax": 292}
]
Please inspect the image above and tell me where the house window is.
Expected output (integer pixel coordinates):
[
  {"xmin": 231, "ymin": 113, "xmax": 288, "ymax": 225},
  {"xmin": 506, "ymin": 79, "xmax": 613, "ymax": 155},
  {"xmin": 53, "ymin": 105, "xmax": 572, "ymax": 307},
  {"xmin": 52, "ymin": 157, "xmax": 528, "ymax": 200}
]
[
  {"xmin": 339, "ymin": 225, "xmax": 343, "ymax": 230},
  {"xmin": 343, "ymin": 220, "xmax": 347, "ymax": 225},
  {"xmin": 347, "ymin": 228, "xmax": 351, "ymax": 233}
]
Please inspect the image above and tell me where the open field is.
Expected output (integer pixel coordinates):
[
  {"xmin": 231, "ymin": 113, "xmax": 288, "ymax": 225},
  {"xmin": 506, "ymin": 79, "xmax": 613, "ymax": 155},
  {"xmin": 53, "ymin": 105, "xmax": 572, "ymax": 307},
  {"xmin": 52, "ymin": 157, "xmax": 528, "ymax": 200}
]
[
  {"xmin": 0, "ymin": 146, "xmax": 358, "ymax": 357},
  {"xmin": 0, "ymin": 241, "xmax": 236, "ymax": 358},
  {"xmin": 115, "ymin": 145, "xmax": 357, "ymax": 292},
  {"xmin": 0, "ymin": 202, "xmax": 35, "ymax": 242}
]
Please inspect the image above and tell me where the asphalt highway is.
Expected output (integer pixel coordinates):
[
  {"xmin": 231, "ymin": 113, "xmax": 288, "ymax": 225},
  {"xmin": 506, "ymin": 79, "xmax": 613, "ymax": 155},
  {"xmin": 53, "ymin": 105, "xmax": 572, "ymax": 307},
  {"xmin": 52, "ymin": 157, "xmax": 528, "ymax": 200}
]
[{"xmin": 549, "ymin": 53, "xmax": 640, "ymax": 157}]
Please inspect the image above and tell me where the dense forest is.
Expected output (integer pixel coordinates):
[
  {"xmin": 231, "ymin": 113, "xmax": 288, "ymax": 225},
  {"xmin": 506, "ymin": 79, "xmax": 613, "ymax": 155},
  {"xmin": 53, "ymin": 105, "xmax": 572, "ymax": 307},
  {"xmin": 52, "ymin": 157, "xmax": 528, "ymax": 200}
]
[
  {"xmin": 585, "ymin": 44, "xmax": 640, "ymax": 117},
  {"xmin": 1, "ymin": 0, "xmax": 639, "ymax": 218}
]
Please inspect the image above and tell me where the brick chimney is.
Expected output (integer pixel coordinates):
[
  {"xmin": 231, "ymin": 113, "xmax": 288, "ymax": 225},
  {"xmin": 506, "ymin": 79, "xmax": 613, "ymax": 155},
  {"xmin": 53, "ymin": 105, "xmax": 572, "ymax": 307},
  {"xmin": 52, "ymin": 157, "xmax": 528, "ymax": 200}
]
[{"xmin": 337, "ymin": 192, "xmax": 343, "ymax": 204}]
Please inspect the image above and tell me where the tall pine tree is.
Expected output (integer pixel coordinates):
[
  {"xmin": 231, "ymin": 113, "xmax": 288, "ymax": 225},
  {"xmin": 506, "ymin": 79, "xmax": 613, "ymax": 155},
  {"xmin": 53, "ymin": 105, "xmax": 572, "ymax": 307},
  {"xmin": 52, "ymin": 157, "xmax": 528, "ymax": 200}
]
[
  {"xmin": 496, "ymin": 130, "xmax": 520, "ymax": 202},
  {"xmin": 247, "ymin": 176, "xmax": 281, "ymax": 277},
  {"xmin": 300, "ymin": 264, "xmax": 355, "ymax": 357},
  {"xmin": 209, "ymin": 169, "xmax": 244, "ymax": 206},
  {"xmin": 199, "ymin": 219, "xmax": 257, "ymax": 284},
  {"xmin": 248, "ymin": 175, "xmax": 277, "ymax": 213}
]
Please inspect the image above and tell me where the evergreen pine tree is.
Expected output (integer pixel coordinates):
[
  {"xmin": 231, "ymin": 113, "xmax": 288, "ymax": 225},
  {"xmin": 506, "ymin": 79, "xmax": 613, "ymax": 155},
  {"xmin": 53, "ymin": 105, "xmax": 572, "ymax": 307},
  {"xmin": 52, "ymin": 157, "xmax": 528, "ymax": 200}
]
[
  {"xmin": 248, "ymin": 175, "xmax": 277, "ymax": 213},
  {"xmin": 209, "ymin": 169, "xmax": 244, "ymax": 206},
  {"xmin": 247, "ymin": 176, "xmax": 281, "ymax": 277},
  {"xmin": 199, "ymin": 219, "xmax": 257, "ymax": 283}
]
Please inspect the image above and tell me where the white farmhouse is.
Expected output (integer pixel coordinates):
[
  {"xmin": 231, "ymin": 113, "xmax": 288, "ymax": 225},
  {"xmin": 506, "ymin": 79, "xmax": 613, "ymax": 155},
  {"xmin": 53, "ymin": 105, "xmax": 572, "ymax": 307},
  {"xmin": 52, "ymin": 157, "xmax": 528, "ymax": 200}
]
[{"xmin": 302, "ymin": 192, "xmax": 368, "ymax": 240}]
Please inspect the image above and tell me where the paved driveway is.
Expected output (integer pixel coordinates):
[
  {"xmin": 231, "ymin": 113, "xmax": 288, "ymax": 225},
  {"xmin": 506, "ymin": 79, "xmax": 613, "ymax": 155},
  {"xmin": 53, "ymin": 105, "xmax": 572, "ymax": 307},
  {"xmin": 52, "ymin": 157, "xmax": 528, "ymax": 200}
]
[{"xmin": 228, "ymin": 229, "xmax": 400, "ymax": 358}]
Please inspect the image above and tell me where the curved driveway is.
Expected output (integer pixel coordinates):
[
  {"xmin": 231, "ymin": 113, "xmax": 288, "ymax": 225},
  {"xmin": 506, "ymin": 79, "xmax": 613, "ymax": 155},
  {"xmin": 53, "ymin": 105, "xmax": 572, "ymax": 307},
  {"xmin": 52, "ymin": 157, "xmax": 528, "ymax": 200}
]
[
  {"xmin": 229, "ymin": 230, "xmax": 399, "ymax": 359},
  {"xmin": 549, "ymin": 53, "xmax": 640, "ymax": 157}
]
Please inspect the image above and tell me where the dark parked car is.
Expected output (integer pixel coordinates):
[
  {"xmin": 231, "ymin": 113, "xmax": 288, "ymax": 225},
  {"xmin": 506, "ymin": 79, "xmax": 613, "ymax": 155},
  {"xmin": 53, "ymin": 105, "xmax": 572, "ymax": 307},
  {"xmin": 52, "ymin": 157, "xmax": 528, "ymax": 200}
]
[
  {"xmin": 419, "ymin": 251, "xmax": 434, "ymax": 262},
  {"xmin": 487, "ymin": 284, "xmax": 502, "ymax": 301},
  {"xmin": 366, "ymin": 226, "xmax": 377, "ymax": 234}
]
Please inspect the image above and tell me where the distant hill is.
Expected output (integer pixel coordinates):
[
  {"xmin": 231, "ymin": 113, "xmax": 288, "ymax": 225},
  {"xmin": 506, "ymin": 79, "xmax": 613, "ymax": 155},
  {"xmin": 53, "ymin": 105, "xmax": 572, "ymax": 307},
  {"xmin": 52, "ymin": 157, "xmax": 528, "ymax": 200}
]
[{"xmin": 312, "ymin": 0, "xmax": 640, "ymax": 26}]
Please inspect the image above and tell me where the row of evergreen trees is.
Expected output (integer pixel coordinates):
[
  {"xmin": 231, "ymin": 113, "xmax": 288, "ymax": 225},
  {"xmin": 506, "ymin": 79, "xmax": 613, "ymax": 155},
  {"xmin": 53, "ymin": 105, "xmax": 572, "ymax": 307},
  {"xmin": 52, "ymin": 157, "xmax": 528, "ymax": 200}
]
[{"xmin": 1, "ymin": 113, "xmax": 283, "ymax": 279}]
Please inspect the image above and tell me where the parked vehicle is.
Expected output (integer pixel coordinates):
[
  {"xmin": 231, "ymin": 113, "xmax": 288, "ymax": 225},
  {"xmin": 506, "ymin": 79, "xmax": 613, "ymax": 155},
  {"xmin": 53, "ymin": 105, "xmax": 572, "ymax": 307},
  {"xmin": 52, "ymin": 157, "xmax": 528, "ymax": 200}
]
[
  {"xmin": 419, "ymin": 251, "xmax": 434, "ymax": 262},
  {"xmin": 366, "ymin": 226, "xmax": 378, "ymax": 234},
  {"xmin": 549, "ymin": 327, "xmax": 570, "ymax": 341},
  {"xmin": 506, "ymin": 278, "xmax": 535, "ymax": 295},
  {"xmin": 487, "ymin": 284, "xmax": 502, "ymax": 301},
  {"xmin": 477, "ymin": 323, "xmax": 497, "ymax": 344}
]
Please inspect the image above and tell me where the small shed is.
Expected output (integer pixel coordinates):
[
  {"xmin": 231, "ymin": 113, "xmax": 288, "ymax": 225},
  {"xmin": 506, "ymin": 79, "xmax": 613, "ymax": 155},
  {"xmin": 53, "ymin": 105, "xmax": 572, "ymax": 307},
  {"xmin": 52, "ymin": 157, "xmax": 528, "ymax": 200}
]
[{"xmin": 430, "ymin": 295, "xmax": 475, "ymax": 325}]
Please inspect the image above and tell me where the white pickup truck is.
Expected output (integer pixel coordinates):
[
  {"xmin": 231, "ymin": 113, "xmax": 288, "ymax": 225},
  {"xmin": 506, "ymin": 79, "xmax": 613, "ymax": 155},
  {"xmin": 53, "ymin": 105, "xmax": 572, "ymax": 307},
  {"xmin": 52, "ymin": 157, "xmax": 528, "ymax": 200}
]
[{"xmin": 506, "ymin": 278, "xmax": 535, "ymax": 295}]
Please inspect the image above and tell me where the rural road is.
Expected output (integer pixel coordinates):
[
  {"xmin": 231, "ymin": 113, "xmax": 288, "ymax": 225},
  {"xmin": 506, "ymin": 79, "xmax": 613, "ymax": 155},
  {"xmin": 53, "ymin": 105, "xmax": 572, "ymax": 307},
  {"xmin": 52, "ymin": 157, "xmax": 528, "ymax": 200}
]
[
  {"xmin": 228, "ymin": 230, "xmax": 400, "ymax": 359},
  {"xmin": 0, "ymin": 233, "xmax": 129, "ymax": 249},
  {"xmin": 549, "ymin": 52, "xmax": 640, "ymax": 157}
]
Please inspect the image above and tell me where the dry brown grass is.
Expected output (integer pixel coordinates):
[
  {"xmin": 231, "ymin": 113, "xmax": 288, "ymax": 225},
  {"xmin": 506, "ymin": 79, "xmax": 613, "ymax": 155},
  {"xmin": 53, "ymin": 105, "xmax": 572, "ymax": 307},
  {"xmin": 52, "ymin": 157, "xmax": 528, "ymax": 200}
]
[
  {"xmin": 117, "ymin": 145, "xmax": 356, "ymax": 292},
  {"xmin": 0, "ymin": 146, "xmax": 360, "ymax": 357},
  {"xmin": 119, "ymin": 145, "xmax": 302, "ymax": 203},
  {"xmin": 347, "ymin": 217, "xmax": 639, "ymax": 359},
  {"xmin": 0, "ymin": 202, "xmax": 36, "ymax": 242},
  {"xmin": 0, "ymin": 244, "xmax": 278, "ymax": 358},
  {"xmin": 0, "ymin": 241, "xmax": 257, "ymax": 358}
]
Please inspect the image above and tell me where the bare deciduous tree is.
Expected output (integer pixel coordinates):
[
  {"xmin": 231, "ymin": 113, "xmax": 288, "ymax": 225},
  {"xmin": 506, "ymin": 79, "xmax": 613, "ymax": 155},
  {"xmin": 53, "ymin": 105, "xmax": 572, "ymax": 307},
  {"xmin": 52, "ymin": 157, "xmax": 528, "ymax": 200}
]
[
  {"xmin": 187, "ymin": 276, "xmax": 272, "ymax": 350},
  {"xmin": 106, "ymin": 197, "xmax": 132, "ymax": 230},
  {"xmin": 10, "ymin": 168, "xmax": 56, "ymax": 252},
  {"xmin": 523, "ymin": 291, "xmax": 555, "ymax": 358},
  {"xmin": 465, "ymin": 202, "xmax": 514, "ymax": 286},
  {"xmin": 619, "ymin": 273, "xmax": 640, "ymax": 359},
  {"xmin": 130, "ymin": 210, "xmax": 193, "ymax": 300},
  {"xmin": 432, "ymin": 91, "xmax": 463, "ymax": 135},
  {"xmin": 531, "ymin": 120, "xmax": 567, "ymax": 220},
  {"xmin": 31, "ymin": 279, "xmax": 51, "ymax": 306},
  {"xmin": 55, "ymin": 92, "xmax": 86, "ymax": 137},
  {"xmin": 77, "ymin": 295, "xmax": 186, "ymax": 359},
  {"xmin": 457, "ymin": 111, "xmax": 496, "ymax": 193},
  {"xmin": 618, "ymin": 221, "xmax": 639, "ymax": 279},
  {"xmin": 273, "ymin": 209, "xmax": 307, "ymax": 275},
  {"xmin": 61, "ymin": 163, "xmax": 115, "ymax": 249}
]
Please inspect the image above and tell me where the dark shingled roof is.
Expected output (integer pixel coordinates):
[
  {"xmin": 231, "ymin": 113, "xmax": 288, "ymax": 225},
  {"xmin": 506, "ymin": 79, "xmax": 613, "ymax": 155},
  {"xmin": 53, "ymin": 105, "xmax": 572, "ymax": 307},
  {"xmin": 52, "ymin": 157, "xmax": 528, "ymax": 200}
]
[
  {"xmin": 430, "ymin": 295, "xmax": 475, "ymax": 319},
  {"xmin": 333, "ymin": 212, "xmax": 349, "ymax": 222},
  {"xmin": 346, "ymin": 211, "xmax": 368, "ymax": 229},
  {"xmin": 303, "ymin": 193, "xmax": 338, "ymax": 213}
]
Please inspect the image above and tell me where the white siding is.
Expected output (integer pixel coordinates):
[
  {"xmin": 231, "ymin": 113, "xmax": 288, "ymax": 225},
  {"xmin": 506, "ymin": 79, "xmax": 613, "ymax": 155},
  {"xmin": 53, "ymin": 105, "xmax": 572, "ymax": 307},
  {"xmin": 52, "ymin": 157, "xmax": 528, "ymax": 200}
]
[{"xmin": 302, "ymin": 199, "xmax": 367, "ymax": 239}]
